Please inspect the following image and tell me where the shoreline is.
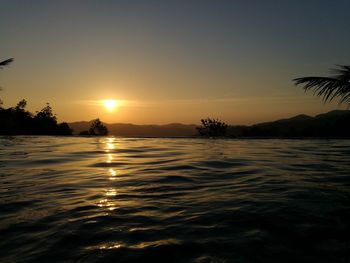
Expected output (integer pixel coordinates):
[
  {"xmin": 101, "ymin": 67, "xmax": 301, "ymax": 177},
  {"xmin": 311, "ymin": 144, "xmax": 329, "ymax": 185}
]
[{"xmin": 1, "ymin": 134, "xmax": 350, "ymax": 140}]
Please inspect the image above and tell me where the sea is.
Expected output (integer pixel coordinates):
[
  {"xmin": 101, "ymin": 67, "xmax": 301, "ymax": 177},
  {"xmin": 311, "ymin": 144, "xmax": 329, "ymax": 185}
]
[{"xmin": 0, "ymin": 136, "xmax": 349, "ymax": 262}]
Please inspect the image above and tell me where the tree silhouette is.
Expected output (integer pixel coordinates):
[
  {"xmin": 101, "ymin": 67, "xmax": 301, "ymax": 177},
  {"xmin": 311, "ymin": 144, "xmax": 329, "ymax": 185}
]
[
  {"xmin": 35, "ymin": 103, "xmax": 57, "ymax": 122},
  {"xmin": 79, "ymin": 118, "xmax": 108, "ymax": 136},
  {"xmin": 293, "ymin": 65, "xmax": 350, "ymax": 105},
  {"xmin": 33, "ymin": 103, "xmax": 61, "ymax": 134},
  {"xmin": 197, "ymin": 118, "xmax": 228, "ymax": 137},
  {"xmin": 15, "ymin": 99, "xmax": 27, "ymax": 111},
  {"xmin": 89, "ymin": 118, "xmax": 108, "ymax": 135},
  {"xmin": 57, "ymin": 122, "xmax": 73, "ymax": 135}
]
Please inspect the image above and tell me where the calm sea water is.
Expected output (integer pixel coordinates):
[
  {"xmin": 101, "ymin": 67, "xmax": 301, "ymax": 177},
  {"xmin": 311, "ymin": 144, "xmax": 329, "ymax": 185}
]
[{"xmin": 0, "ymin": 136, "xmax": 349, "ymax": 263}]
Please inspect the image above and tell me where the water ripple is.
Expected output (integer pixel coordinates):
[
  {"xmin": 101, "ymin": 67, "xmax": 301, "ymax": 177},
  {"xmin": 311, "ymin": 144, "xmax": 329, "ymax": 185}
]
[{"xmin": 0, "ymin": 137, "xmax": 350, "ymax": 262}]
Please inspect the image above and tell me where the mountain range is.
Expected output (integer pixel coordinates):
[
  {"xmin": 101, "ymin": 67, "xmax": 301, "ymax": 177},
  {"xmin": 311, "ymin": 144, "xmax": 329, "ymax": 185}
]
[
  {"xmin": 68, "ymin": 122, "xmax": 198, "ymax": 137},
  {"xmin": 69, "ymin": 110, "xmax": 350, "ymax": 138}
]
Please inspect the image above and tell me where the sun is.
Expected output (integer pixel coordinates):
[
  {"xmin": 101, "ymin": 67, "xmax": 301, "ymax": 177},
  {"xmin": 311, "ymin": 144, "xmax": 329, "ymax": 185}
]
[{"xmin": 103, "ymin": 100, "xmax": 118, "ymax": 111}]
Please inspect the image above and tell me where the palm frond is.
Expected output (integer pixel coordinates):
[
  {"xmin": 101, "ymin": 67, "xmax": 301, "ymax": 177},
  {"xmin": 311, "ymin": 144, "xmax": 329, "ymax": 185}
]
[
  {"xmin": 0, "ymin": 58, "xmax": 14, "ymax": 69},
  {"xmin": 293, "ymin": 65, "xmax": 350, "ymax": 105},
  {"xmin": 332, "ymin": 65, "xmax": 350, "ymax": 80}
]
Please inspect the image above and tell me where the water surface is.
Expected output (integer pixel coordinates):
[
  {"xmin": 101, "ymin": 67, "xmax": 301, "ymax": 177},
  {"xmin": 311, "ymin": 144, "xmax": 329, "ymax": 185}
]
[{"xmin": 0, "ymin": 137, "xmax": 349, "ymax": 262}]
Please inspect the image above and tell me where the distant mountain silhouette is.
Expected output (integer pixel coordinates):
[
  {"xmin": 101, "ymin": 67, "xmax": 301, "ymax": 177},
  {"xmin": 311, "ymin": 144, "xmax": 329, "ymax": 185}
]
[
  {"xmin": 69, "ymin": 110, "xmax": 350, "ymax": 138},
  {"xmin": 229, "ymin": 110, "xmax": 350, "ymax": 138},
  {"xmin": 69, "ymin": 121, "xmax": 198, "ymax": 137}
]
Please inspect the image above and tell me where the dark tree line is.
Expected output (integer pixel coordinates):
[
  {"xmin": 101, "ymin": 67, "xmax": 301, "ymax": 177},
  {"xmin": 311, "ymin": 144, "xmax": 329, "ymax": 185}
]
[
  {"xmin": 0, "ymin": 58, "xmax": 72, "ymax": 136},
  {"xmin": 0, "ymin": 100, "xmax": 72, "ymax": 135}
]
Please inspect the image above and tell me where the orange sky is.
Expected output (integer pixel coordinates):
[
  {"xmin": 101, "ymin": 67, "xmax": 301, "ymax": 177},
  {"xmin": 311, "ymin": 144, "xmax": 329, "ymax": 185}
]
[{"xmin": 1, "ymin": 1, "xmax": 349, "ymax": 125}]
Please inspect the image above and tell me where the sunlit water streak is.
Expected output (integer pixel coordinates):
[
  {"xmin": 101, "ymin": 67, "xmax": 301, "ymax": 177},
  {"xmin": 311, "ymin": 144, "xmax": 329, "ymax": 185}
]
[{"xmin": 0, "ymin": 136, "xmax": 349, "ymax": 262}]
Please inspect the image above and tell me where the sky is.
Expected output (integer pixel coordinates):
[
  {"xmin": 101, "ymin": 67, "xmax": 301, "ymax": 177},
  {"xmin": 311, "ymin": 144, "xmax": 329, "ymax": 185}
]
[{"xmin": 1, "ymin": 0, "xmax": 350, "ymax": 125}]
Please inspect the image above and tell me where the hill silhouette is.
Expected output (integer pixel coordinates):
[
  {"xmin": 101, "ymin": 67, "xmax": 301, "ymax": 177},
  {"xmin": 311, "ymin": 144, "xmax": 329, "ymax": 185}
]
[
  {"xmin": 69, "ymin": 110, "xmax": 350, "ymax": 138},
  {"xmin": 229, "ymin": 110, "xmax": 350, "ymax": 138},
  {"xmin": 69, "ymin": 122, "xmax": 198, "ymax": 137}
]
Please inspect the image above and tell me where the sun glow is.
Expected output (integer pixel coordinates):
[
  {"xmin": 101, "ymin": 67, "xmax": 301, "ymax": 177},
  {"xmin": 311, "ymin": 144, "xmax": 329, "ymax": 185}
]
[{"xmin": 103, "ymin": 100, "xmax": 118, "ymax": 111}]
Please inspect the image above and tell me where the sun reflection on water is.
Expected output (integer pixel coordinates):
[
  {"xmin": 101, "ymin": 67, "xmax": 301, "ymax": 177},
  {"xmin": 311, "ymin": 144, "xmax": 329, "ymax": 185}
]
[
  {"xmin": 107, "ymin": 153, "xmax": 113, "ymax": 163},
  {"xmin": 98, "ymin": 239, "xmax": 181, "ymax": 251},
  {"xmin": 97, "ymin": 198, "xmax": 116, "ymax": 211},
  {"xmin": 96, "ymin": 137, "xmax": 120, "ymax": 212},
  {"xmin": 106, "ymin": 143, "xmax": 115, "ymax": 151},
  {"xmin": 109, "ymin": 168, "xmax": 117, "ymax": 180},
  {"xmin": 106, "ymin": 188, "xmax": 117, "ymax": 196},
  {"xmin": 105, "ymin": 137, "xmax": 116, "ymax": 152},
  {"xmin": 99, "ymin": 244, "xmax": 122, "ymax": 250}
]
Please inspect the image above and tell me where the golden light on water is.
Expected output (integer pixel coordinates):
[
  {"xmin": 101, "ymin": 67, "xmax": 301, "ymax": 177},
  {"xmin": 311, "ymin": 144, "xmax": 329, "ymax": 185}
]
[
  {"xmin": 107, "ymin": 143, "xmax": 115, "ymax": 150},
  {"xmin": 97, "ymin": 198, "xmax": 116, "ymax": 211},
  {"xmin": 106, "ymin": 189, "xmax": 117, "ymax": 196},
  {"xmin": 107, "ymin": 164, "xmax": 117, "ymax": 180},
  {"xmin": 105, "ymin": 137, "xmax": 116, "ymax": 151},
  {"xmin": 109, "ymin": 168, "xmax": 117, "ymax": 177},
  {"xmin": 96, "ymin": 138, "xmax": 120, "ymax": 213},
  {"xmin": 107, "ymin": 153, "xmax": 113, "ymax": 163},
  {"xmin": 99, "ymin": 244, "xmax": 122, "ymax": 250}
]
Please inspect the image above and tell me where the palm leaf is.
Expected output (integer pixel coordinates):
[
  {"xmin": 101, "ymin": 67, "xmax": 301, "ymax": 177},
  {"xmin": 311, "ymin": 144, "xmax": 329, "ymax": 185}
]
[
  {"xmin": 0, "ymin": 58, "xmax": 14, "ymax": 69},
  {"xmin": 293, "ymin": 65, "xmax": 350, "ymax": 105}
]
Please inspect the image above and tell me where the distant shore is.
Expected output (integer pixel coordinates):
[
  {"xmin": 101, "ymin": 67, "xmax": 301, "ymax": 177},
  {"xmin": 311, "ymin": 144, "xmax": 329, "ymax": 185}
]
[
  {"xmin": 69, "ymin": 110, "xmax": 350, "ymax": 138},
  {"xmin": 1, "ymin": 135, "xmax": 350, "ymax": 140}
]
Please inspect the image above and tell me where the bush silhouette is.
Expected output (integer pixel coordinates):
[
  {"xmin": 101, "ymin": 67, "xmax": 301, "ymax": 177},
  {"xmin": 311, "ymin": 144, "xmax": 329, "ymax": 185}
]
[
  {"xmin": 79, "ymin": 118, "xmax": 108, "ymax": 136},
  {"xmin": 197, "ymin": 118, "xmax": 228, "ymax": 137}
]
